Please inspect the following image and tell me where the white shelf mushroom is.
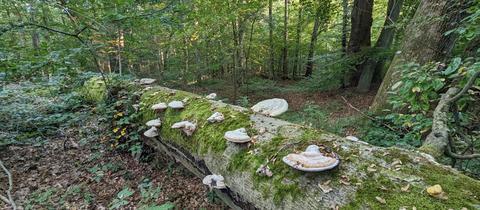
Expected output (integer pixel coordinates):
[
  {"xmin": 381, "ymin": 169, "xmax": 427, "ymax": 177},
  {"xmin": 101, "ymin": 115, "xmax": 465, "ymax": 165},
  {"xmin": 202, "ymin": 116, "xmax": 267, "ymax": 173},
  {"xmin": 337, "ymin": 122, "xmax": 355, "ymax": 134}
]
[
  {"xmin": 224, "ymin": 128, "xmax": 251, "ymax": 143},
  {"xmin": 202, "ymin": 174, "xmax": 226, "ymax": 189},
  {"xmin": 151, "ymin": 102, "xmax": 167, "ymax": 112},
  {"xmin": 139, "ymin": 78, "xmax": 156, "ymax": 85},
  {"xmin": 207, "ymin": 112, "xmax": 224, "ymax": 123},
  {"xmin": 282, "ymin": 145, "xmax": 339, "ymax": 172},
  {"xmin": 205, "ymin": 93, "xmax": 217, "ymax": 100},
  {"xmin": 146, "ymin": 119, "xmax": 162, "ymax": 127},
  {"xmin": 251, "ymin": 98, "xmax": 288, "ymax": 117},
  {"xmin": 144, "ymin": 127, "xmax": 158, "ymax": 138},
  {"xmin": 168, "ymin": 101, "xmax": 184, "ymax": 109},
  {"xmin": 171, "ymin": 121, "xmax": 196, "ymax": 136}
]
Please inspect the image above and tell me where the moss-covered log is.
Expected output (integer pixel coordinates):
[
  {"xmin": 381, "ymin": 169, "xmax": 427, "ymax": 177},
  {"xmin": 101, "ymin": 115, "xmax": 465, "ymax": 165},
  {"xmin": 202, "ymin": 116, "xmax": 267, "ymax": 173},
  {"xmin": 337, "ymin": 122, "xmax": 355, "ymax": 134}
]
[{"xmin": 83, "ymin": 78, "xmax": 480, "ymax": 209}]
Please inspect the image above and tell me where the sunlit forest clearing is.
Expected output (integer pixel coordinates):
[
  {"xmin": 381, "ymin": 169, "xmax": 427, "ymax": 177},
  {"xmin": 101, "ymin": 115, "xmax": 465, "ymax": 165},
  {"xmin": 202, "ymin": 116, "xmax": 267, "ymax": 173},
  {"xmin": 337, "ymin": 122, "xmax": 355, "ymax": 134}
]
[{"xmin": 0, "ymin": 0, "xmax": 479, "ymax": 209}]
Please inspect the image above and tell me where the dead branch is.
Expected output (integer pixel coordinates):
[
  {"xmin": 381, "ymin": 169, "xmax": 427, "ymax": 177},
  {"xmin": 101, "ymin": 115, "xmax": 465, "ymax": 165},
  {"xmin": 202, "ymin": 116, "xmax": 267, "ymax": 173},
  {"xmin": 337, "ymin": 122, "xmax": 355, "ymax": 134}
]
[
  {"xmin": 340, "ymin": 96, "xmax": 397, "ymax": 132},
  {"xmin": 0, "ymin": 160, "xmax": 16, "ymax": 210}
]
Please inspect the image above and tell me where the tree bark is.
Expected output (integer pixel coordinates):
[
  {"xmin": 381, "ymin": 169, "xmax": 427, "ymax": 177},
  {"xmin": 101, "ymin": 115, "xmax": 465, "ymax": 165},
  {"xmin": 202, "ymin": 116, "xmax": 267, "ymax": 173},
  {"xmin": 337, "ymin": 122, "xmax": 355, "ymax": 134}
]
[
  {"xmin": 356, "ymin": 0, "xmax": 404, "ymax": 93},
  {"xmin": 371, "ymin": 0, "xmax": 468, "ymax": 112}
]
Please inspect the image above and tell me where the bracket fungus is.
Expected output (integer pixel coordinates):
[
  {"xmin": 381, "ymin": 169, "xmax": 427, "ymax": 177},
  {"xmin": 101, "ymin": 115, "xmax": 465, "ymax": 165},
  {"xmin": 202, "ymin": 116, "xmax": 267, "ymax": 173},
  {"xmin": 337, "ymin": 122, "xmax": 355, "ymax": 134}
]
[
  {"xmin": 202, "ymin": 174, "xmax": 226, "ymax": 189},
  {"xmin": 251, "ymin": 98, "xmax": 288, "ymax": 117},
  {"xmin": 282, "ymin": 145, "xmax": 339, "ymax": 172},
  {"xmin": 224, "ymin": 128, "xmax": 251, "ymax": 143},
  {"xmin": 171, "ymin": 121, "xmax": 197, "ymax": 136},
  {"xmin": 207, "ymin": 112, "xmax": 225, "ymax": 123},
  {"xmin": 151, "ymin": 102, "xmax": 168, "ymax": 112},
  {"xmin": 139, "ymin": 78, "xmax": 156, "ymax": 85},
  {"xmin": 143, "ymin": 127, "xmax": 158, "ymax": 138},
  {"xmin": 146, "ymin": 119, "xmax": 162, "ymax": 127},
  {"xmin": 168, "ymin": 101, "xmax": 184, "ymax": 109},
  {"xmin": 205, "ymin": 93, "xmax": 217, "ymax": 100}
]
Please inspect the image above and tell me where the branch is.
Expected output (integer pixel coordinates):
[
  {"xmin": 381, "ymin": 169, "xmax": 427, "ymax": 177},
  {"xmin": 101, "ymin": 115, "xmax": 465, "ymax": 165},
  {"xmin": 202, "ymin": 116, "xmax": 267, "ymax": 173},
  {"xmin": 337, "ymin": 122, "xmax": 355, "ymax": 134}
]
[
  {"xmin": 340, "ymin": 96, "xmax": 398, "ymax": 132},
  {"xmin": 0, "ymin": 160, "xmax": 16, "ymax": 210},
  {"xmin": 449, "ymin": 70, "xmax": 480, "ymax": 103},
  {"xmin": 447, "ymin": 144, "xmax": 480, "ymax": 159}
]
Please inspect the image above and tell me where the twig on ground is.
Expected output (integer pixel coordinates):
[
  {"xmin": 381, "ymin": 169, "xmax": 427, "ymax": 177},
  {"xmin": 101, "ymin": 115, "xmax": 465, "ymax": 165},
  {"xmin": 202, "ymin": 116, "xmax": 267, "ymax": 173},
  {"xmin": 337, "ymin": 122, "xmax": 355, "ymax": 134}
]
[
  {"xmin": 0, "ymin": 160, "xmax": 16, "ymax": 210},
  {"xmin": 340, "ymin": 96, "xmax": 397, "ymax": 132}
]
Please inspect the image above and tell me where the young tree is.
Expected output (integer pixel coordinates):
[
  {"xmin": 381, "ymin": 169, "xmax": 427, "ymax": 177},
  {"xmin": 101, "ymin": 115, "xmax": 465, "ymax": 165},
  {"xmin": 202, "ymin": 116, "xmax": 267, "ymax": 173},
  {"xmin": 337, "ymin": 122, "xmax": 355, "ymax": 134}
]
[{"xmin": 281, "ymin": 0, "xmax": 289, "ymax": 79}]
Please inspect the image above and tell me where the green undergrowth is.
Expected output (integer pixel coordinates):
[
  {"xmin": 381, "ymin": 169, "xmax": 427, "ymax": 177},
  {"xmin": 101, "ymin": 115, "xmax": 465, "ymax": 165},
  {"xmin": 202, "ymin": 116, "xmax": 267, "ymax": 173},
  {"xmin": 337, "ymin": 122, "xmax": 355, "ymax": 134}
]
[{"xmin": 139, "ymin": 87, "xmax": 252, "ymax": 154}]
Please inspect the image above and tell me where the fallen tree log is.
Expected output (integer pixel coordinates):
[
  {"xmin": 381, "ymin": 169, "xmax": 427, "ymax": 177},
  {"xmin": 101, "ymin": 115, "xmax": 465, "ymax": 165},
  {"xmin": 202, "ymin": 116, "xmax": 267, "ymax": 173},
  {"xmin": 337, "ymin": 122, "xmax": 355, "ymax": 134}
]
[{"xmin": 84, "ymin": 79, "xmax": 480, "ymax": 209}]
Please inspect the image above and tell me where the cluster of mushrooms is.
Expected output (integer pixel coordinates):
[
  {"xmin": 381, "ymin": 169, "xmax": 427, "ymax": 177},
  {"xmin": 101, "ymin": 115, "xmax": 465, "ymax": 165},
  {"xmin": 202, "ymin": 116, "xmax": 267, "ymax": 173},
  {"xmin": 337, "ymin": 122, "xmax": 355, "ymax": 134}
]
[{"xmin": 141, "ymin": 92, "xmax": 340, "ymax": 190}]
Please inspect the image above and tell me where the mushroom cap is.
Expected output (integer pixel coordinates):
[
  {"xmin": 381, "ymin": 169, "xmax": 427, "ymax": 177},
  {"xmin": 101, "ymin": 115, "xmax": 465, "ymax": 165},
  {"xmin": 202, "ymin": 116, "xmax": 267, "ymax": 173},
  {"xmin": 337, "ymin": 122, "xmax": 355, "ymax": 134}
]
[
  {"xmin": 224, "ymin": 128, "xmax": 251, "ymax": 143},
  {"xmin": 171, "ymin": 121, "xmax": 196, "ymax": 136},
  {"xmin": 151, "ymin": 102, "xmax": 167, "ymax": 110},
  {"xmin": 139, "ymin": 78, "xmax": 156, "ymax": 85},
  {"xmin": 282, "ymin": 145, "xmax": 339, "ymax": 172},
  {"xmin": 143, "ymin": 127, "xmax": 158, "ymax": 138},
  {"xmin": 346, "ymin": 136, "xmax": 359, "ymax": 142},
  {"xmin": 146, "ymin": 119, "xmax": 162, "ymax": 127},
  {"xmin": 202, "ymin": 174, "xmax": 226, "ymax": 189},
  {"xmin": 205, "ymin": 93, "xmax": 217, "ymax": 100},
  {"xmin": 168, "ymin": 101, "xmax": 184, "ymax": 109},
  {"xmin": 251, "ymin": 98, "xmax": 288, "ymax": 117},
  {"xmin": 207, "ymin": 112, "xmax": 224, "ymax": 123}
]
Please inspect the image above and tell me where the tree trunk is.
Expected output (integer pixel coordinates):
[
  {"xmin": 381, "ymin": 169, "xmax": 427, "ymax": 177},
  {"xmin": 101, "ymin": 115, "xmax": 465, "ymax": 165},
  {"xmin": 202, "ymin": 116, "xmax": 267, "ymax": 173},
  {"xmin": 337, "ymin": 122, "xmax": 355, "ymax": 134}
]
[
  {"xmin": 356, "ymin": 0, "xmax": 404, "ymax": 93},
  {"xmin": 268, "ymin": 0, "xmax": 275, "ymax": 79},
  {"xmin": 293, "ymin": 6, "xmax": 303, "ymax": 79},
  {"xmin": 119, "ymin": 84, "xmax": 480, "ymax": 210},
  {"xmin": 371, "ymin": 0, "xmax": 468, "ymax": 112},
  {"xmin": 344, "ymin": 0, "xmax": 373, "ymax": 86},
  {"xmin": 281, "ymin": 0, "xmax": 289, "ymax": 79},
  {"xmin": 341, "ymin": 0, "xmax": 348, "ymax": 57},
  {"xmin": 304, "ymin": 5, "xmax": 323, "ymax": 77}
]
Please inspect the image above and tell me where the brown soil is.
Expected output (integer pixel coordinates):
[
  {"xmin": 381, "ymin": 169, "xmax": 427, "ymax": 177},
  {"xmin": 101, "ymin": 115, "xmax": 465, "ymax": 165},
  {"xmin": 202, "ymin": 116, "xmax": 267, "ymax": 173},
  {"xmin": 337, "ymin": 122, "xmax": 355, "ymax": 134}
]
[{"xmin": 0, "ymin": 131, "xmax": 226, "ymax": 209}]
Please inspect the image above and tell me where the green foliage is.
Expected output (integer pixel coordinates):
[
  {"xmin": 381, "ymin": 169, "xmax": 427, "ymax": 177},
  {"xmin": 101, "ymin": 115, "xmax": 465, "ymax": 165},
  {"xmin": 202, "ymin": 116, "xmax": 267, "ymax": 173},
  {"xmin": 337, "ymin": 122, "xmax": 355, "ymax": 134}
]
[{"xmin": 109, "ymin": 187, "xmax": 134, "ymax": 209}]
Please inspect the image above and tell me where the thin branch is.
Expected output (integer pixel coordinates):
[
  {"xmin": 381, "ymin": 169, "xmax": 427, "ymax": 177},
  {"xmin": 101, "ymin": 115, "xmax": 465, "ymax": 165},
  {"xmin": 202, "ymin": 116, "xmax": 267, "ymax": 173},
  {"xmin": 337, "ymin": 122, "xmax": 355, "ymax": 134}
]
[
  {"xmin": 0, "ymin": 160, "xmax": 16, "ymax": 210},
  {"xmin": 447, "ymin": 144, "xmax": 480, "ymax": 159},
  {"xmin": 449, "ymin": 70, "xmax": 480, "ymax": 103},
  {"xmin": 340, "ymin": 96, "xmax": 398, "ymax": 132}
]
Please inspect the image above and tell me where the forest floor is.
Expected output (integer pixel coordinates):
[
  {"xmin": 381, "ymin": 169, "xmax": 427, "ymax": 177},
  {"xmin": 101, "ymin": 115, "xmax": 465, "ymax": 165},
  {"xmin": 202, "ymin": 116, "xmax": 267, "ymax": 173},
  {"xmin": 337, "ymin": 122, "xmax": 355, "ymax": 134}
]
[
  {"xmin": 0, "ymin": 81, "xmax": 226, "ymax": 209},
  {"xmin": 185, "ymin": 78, "xmax": 376, "ymax": 137}
]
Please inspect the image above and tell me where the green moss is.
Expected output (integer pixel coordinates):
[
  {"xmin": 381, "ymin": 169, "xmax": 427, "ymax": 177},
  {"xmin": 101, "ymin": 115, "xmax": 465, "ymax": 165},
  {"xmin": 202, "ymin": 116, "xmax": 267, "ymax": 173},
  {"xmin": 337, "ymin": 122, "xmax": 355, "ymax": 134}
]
[
  {"xmin": 139, "ymin": 88, "xmax": 251, "ymax": 154},
  {"xmin": 342, "ymin": 160, "xmax": 480, "ymax": 209},
  {"xmin": 81, "ymin": 77, "xmax": 107, "ymax": 102}
]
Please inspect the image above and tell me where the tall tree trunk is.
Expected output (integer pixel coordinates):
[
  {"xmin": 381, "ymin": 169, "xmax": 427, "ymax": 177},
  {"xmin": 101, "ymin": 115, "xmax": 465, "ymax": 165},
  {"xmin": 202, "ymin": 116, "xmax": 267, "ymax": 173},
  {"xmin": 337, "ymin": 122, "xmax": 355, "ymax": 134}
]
[
  {"xmin": 341, "ymin": 0, "xmax": 348, "ymax": 57},
  {"xmin": 356, "ymin": 0, "xmax": 404, "ymax": 92},
  {"xmin": 268, "ymin": 0, "xmax": 275, "ymax": 78},
  {"xmin": 281, "ymin": 0, "xmax": 289, "ymax": 79},
  {"xmin": 344, "ymin": 0, "xmax": 373, "ymax": 86},
  {"xmin": 293, "ymin": 6, "xmax": 303, "ymax": 79},
  {"xmin": 371, "ymin": 0, "xmax": 469, "ymax": 112},
  {"xmin": 304, "ymin": 5, "xmax": 323, "ymax": 77}
]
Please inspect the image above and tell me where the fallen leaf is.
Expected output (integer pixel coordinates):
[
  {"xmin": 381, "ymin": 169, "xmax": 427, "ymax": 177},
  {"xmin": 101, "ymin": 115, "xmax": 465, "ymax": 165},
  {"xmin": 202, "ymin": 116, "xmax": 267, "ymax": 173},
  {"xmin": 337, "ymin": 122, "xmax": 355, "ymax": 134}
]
[
  {"xmin": 401, "ymin": 184, "xmax": 410, "ymax": 192},
  {"xmin": 367, "ymin": 164, "xmax": 377, "ymax": 172},
  {"xmin": 426, "ymin": 184, "xmax": 448, "ymax": 200},
  {"xmin": 319, "ymin": 180, "xmax": 333, "ymax": 193},
  {"xmin": 375, "ymin": 196, "xmax": 386, "ymax": 204}
]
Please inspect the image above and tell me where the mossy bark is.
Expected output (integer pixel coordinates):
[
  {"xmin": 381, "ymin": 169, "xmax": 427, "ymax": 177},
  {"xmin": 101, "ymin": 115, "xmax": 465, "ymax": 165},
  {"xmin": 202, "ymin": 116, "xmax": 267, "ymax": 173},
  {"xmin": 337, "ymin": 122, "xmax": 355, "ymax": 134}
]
[{"xmin": 130, "ymin": 85, "xmax": 480, "ymax": 210}]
